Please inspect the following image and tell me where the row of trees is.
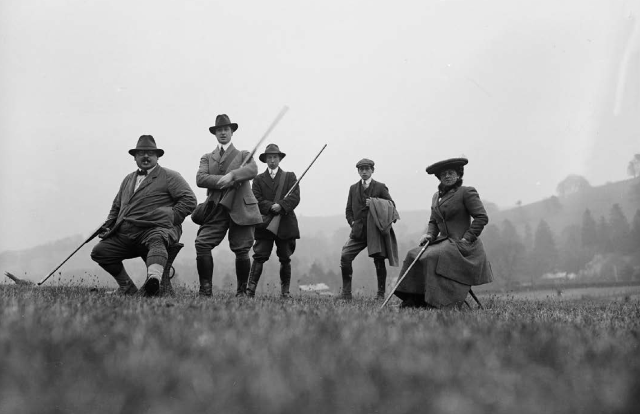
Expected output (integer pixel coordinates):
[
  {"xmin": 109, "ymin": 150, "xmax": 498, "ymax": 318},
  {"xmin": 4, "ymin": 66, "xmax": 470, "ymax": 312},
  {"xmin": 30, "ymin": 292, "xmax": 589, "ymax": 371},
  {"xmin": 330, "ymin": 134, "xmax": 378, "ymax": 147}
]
[{"xmin": 483, "ymin": 205, "xmax": 640, "ymax": 285}]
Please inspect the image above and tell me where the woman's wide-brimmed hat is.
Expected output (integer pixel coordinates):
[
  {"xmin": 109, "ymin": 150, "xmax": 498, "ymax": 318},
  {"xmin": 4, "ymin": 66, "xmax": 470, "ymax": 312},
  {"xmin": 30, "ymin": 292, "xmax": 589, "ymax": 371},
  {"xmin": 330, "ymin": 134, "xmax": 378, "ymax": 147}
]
[
  {"xmin": 209, "ymin": 114, "xmax": 239, "ymax": 134},
  {"xmin": 426, "ymin": 157, "xmax": 468, "ymax": 175},
  {"xmin": 128, "ymin": 135, "xmax": 164, "ymax": 157},
  {"xmin": 259, "ymin": 143, "xmax": 286, "ymax": 163}
]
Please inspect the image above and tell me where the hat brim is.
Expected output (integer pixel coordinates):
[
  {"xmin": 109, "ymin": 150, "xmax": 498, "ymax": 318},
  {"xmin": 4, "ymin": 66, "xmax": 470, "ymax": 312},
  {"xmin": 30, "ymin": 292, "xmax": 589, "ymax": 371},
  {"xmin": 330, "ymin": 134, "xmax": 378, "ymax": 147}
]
[
  {"xmin": 426, "ymin": 157, "xmax": 468, "ymax": 175},
  {"xmin": 209, "ymin": 123, "xmax": 239, "ymax": 134},
  {"xmin": 259, "ymin": 152, "xmax": 286, "ymax": 163},
  {"xmin": 128, "ymin": 148, "xmax": 164, "ymax": 157}
]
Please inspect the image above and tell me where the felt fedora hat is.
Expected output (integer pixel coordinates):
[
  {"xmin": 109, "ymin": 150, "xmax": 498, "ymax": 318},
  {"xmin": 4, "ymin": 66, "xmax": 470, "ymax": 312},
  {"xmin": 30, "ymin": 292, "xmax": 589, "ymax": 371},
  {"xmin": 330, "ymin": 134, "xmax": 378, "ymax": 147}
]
[
  {"xmin": 425, "ymin": 157, "xmax": 468, "ymax": 175},
  {"xmin": 209, "ymin": 114, "xmax": 239, "ymax": 134},
  {"xmin": 259, "ymin": 143, "xmax": 286, "ymax": 163},
  {"xmin": 128, "ymin": 135, "xmax": 164, "ymax": 157}
]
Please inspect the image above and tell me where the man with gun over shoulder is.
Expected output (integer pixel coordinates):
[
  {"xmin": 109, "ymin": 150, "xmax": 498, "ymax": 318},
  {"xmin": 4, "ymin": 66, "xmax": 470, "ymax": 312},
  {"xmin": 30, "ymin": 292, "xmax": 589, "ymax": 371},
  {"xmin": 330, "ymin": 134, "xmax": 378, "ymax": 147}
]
[
  {"xmin": 193, "ymin": 114, "xmax": 263, "ymax": 297},
  {"xmin": 246, "ymin": 144, "xmax": 300, "ymax": 298}
]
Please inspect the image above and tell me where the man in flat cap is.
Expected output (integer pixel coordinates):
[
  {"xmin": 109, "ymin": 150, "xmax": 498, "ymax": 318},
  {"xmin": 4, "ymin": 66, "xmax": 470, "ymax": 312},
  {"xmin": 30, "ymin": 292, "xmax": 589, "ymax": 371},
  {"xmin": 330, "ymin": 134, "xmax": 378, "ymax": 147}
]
[
  {"xmin": 247, "ymin": 143, "xmax": 300, "ymax": 298},
  {"xmin": 340, "ymin": 158, "xmax": 398, "ymax": 300},
  {"xmin": 194, "ymin": 114, "xmax": 262, "ymax": 297},
  {"xmin": 91, "ymin": 135, "xmax": 197, "ymax": 295}
]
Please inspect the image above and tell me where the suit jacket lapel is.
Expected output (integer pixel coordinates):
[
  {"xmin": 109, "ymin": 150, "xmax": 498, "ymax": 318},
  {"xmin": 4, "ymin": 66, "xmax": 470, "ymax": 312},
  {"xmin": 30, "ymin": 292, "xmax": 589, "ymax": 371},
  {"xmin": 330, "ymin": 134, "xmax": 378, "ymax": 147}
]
[{"xmin": 130, "ymin": 166, "xmax": 160, "ymax": 201}]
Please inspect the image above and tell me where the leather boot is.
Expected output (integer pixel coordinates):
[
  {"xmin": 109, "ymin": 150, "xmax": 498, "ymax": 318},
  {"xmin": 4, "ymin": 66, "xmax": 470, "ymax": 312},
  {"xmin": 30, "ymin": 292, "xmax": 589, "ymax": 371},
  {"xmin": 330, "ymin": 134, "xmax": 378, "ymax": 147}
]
[
  {"xmin": 340, "ymin": 265, "xmax": 353, "ymax": 300},
  {"xmin": 280, "ymin": 262, "xmax": 292, "ymax": 298},
  {"xmin": 236, "ymin": 257, "xmax": 251, "ymax": 297},
  {"xmin": 246, "ymin": 261, "xmax": 264, "ymax": 297},
  {"xmin": 103, "ymin": 263, "xmax": 138, "ymax": 295},
  {"xmin": 374, "ymin": 259, "xmax": 387, "ymax": 299},
  {"xmin": 196, "ymin": 255, "xmax": 214, "ymax": 297}
]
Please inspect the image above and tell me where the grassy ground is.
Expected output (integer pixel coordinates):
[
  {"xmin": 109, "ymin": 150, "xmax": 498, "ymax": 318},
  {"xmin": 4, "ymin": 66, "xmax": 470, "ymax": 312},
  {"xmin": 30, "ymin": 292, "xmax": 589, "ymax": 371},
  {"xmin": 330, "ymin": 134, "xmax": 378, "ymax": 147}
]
[{"xmin": 1, "ymin": 285, "xmax": 638, "ymax": 414}]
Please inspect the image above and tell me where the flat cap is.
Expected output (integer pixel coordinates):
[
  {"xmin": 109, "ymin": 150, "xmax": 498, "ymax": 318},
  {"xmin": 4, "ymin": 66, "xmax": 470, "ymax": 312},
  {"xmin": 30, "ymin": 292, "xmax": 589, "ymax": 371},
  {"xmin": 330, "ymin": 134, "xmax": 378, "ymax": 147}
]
[{"xmin": 355, "ymin": 158, "xmax": 375, "ymax": 168}]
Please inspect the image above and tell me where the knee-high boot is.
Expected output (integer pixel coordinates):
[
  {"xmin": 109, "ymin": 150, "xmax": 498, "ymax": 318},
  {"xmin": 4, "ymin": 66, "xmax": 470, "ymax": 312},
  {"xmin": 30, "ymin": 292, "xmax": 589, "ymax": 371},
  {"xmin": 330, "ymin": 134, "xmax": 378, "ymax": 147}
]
[
  {"xmin": 196, "ymin": 255, "xmax": 214, "ymax": 297},
  {"xmin": 280, "ymin": 262, "xmax": 292, "ymax": 298},
  {"xmin": 236, "ymin": 257, "xmax": 251, "ymax": 297},
  {"xmin": 340, "ymin": 265, "xmax": 353, "ymax": 300},
  {"xmin": 374, "ymin": 259, "xmax": 387, "ymax": 299},
  {"xmin": 246, "ymin": 261, "xmax": 264, "ymax": 297}
]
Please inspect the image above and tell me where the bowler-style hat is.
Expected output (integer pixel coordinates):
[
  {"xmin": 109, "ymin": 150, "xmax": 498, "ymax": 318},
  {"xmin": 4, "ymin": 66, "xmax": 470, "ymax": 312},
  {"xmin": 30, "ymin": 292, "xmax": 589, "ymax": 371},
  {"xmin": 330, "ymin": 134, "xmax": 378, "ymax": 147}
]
[
  {"xmin": 259, "ymin": 143, "xmax": 287, "ymax": 163},
  {"xmin": 209, "ymin": 114, "xmax": 239, "ymax": 135},
  {"xmin": 426, "ymin": 157, "xmax": 468, "ymax": 175},
  {"xmin": 356, "ymin": 158, "xmax": 375, "ymax": 169},
  {"xmin": 128, "ymin": 135, "xmax": 164, "ymax": 157}
]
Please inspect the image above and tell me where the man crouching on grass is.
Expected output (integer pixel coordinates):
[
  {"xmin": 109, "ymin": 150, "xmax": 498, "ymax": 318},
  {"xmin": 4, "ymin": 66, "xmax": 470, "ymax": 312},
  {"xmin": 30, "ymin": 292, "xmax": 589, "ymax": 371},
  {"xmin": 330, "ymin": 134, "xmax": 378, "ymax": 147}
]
[{"xmin": 91, "ymin": 135, "xmax": 197, "ymax": 296}]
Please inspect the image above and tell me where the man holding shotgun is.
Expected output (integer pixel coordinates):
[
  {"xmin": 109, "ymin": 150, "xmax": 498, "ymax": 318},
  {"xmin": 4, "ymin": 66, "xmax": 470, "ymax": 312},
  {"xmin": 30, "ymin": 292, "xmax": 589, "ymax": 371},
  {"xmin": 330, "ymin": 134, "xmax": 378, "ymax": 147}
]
[
  {"xmin": 194, "ymin": 114, "xmax": 263, "ymax": 297},
  {"xmin": 91, "ymin": 135, "xmax": 197, "ymax": 296},
  {"xmin": 247, "ymin": 144, "xmax": 300, "ymax": 298}
]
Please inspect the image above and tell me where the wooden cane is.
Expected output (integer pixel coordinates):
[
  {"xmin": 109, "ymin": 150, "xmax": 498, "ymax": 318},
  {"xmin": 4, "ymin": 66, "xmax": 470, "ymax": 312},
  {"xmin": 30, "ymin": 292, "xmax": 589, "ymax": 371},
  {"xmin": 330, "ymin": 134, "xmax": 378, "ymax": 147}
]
[{"xmin": 379, "ymin": 241, "xmax": 429, "ymax": 309}]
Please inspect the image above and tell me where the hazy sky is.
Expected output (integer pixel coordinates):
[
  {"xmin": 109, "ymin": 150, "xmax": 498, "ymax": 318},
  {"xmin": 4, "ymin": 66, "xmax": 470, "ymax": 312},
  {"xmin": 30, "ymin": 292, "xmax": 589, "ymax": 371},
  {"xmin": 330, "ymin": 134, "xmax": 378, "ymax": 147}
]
[{"xmin": 1, "ymin": 0, "xmax": 639, "ymax": 252}]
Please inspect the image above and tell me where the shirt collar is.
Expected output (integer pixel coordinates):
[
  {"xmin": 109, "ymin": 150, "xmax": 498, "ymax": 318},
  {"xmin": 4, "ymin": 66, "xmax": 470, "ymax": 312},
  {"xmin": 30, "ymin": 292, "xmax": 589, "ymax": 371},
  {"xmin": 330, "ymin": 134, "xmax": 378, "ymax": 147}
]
[
  {"xmin": 218, "ymin": 143, "xmax": 232, "ymax": 152},
  {"xmin": 139, "ymin": 164, "xmax": 158, "ymax": 176},
  {"xmin": 269, "ymin": 167, "xmax": 280, "ymax": 176},
  {"xmin": 362, "ymin": 177, "xmax": 372, "ymax": 185}
]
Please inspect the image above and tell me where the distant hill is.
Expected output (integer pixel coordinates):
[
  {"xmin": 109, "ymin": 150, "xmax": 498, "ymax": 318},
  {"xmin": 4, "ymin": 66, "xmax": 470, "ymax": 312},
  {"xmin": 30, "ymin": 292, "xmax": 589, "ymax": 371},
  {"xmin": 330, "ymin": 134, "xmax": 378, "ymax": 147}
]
[{"xmin": 491, "ymin": 177, "xmax": 640, "ymax": 233}]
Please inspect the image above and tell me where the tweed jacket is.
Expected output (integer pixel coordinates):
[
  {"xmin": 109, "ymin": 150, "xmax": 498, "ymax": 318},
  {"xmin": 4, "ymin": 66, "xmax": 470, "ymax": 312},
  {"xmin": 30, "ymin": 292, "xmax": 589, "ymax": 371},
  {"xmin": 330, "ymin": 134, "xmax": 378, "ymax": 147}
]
[
  {"xmin": 102, "ymin": 165, "xmax": 197, "ymax": 242},
  {"xmin": 252, "ymin": 168, "xmax": 300, "ymax": 240},
  {"xmin": 345, "ymin": 179, "xmax": 392, "ymax": 240},
  {"xmin": 425, "ymin": 185, "xmax": 492, "ymax": 286},
  {"xmin": 196, "ymin": 143, "xmax": 262, "ymax": 226}
]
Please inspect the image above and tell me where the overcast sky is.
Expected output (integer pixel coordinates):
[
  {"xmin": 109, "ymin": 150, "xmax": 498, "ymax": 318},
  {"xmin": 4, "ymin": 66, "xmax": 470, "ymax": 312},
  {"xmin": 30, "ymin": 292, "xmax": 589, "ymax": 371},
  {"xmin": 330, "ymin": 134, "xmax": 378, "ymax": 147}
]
[{"xmin": 1, "ymin": 0, "xmax": 638, "ymax": 252}]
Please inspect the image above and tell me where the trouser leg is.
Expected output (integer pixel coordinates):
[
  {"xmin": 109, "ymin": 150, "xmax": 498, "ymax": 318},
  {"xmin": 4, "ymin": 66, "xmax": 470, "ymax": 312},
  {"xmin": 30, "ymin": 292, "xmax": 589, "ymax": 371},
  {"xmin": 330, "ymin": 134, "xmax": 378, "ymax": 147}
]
[
  {"xmin": 276, "ymin": 238, "xmax": 296, "ymax": 298},
  {"xmin": 374, "ymin": 258, "xmax": 387, "ymax": 299},
  {"xmin": 339, "ymin": 237, "xmax": 367, "ymax": 300}
]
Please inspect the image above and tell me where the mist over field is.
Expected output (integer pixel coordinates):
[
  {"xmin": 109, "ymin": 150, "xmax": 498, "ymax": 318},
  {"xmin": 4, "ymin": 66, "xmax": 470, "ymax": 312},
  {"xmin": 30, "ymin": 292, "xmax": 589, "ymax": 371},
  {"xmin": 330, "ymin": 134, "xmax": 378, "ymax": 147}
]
[{"xmin": 1, "ymin": 0, "xmax": 639, "ymax": 253}]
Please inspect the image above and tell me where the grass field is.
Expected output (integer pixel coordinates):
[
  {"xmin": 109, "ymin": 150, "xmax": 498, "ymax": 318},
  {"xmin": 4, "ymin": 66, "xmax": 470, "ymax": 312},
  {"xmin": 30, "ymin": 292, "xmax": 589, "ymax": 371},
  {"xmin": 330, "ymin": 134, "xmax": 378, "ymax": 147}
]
[{"xmin": 1, "ymin": 285, "xmax": 639, "ymax": 414}]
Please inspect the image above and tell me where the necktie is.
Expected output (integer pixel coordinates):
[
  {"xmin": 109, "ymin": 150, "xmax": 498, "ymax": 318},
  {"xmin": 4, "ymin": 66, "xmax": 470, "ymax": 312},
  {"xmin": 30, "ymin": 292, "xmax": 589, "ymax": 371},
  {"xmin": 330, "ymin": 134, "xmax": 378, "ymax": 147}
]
[
  {"xmin": 220, "ymin": 147, "xmax": 225, "ymax": 156},
  {"xmin": 137, "ymin": 169, "xmax": 147, "ymax": 176},
  {"xmin": 362, "ymin": 180, "xmax": 368, "ymax": 189},
  {"xmin": 270, "ymin": 170, "xmax": 276, "ymax": 179}
]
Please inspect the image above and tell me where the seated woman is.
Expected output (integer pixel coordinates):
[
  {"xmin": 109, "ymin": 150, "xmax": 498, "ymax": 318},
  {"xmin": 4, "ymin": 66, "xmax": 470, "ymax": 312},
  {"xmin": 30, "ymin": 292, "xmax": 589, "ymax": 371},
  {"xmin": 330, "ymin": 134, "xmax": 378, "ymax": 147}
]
[{"xmin": 394, "ymin": 157, "xmax": 493, "ymax": 308}]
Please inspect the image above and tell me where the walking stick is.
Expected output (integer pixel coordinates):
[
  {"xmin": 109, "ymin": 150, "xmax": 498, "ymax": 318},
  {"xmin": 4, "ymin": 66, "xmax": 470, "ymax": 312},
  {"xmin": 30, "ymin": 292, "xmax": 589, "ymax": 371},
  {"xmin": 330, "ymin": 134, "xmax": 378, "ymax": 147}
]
[
  {"xmin": 469, "ymin": 288, "xmax": 484, "ymax": 309},
  {"xmin": 379, "ymin": 241, "xmax": 429, "ymax": 310},
  {"xmin": 37, "ymin": 225, "xmax": 103, "ymax": 286},
  {"xmin": 266, "ymin": 143, "xmax": 327, "ymax": 235}
]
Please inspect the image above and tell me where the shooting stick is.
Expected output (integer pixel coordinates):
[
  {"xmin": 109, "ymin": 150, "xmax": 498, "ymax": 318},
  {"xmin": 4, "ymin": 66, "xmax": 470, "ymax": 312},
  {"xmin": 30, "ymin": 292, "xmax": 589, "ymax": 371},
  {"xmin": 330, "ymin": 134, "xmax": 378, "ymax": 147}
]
[{"xmin": 379, "ymin": 241, "xmax": 429, "ymax": 309}]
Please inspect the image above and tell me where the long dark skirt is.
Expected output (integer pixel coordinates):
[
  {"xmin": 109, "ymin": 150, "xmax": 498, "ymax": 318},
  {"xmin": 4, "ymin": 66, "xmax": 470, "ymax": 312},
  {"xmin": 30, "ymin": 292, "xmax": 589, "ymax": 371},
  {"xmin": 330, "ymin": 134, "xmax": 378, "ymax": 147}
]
[{"xmin": 394, "ymin": 243, "xmax": 470, "ymax": 308}]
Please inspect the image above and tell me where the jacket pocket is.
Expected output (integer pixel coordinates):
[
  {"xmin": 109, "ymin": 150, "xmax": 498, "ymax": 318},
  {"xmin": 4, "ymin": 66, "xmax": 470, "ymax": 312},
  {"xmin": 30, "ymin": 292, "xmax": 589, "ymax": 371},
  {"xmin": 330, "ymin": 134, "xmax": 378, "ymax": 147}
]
[
  {"xmin": 350, "ymin": 219, "xmax": 365, "ymax": 240},
  {"xmin": 243, "ymin": 195, "xmax": 258, "ymax": 205}
]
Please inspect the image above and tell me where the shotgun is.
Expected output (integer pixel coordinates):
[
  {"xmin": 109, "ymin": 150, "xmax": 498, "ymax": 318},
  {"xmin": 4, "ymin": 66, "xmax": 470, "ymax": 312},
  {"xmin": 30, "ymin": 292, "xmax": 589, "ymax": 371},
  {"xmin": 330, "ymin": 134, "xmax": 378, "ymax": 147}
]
[
  {"xmin": 266, "ymin": 144, "xmax": 327, "ymax": 235},
  {"xmin": 218, "ymin": 106, "xmax": 290, "ymax": 211},
  {"xmin": 37, "ymin": 224, "xmax": 104, "ymax": 286}
]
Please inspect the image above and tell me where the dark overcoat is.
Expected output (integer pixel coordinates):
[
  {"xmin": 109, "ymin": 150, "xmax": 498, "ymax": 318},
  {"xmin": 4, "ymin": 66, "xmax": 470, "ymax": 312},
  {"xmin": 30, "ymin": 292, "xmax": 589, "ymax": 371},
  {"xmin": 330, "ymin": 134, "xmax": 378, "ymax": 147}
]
[
  {"xmin": 252, "ymin": 168, "xmax": 301, "ymax": 240},
  {"xmin": 102, "ymin": 165, "xmax": 197, "ymax": 243},
  {"xmin": 196, "ymin": 143, "xmax": 262, "ymax": 226},
  {"xmin": 345, "ymin": 180, "xmax": 392, "ymax": 240},
  {"xmin": 395, "ymin": 185, "xmax": 493, "ymax": 306}
]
